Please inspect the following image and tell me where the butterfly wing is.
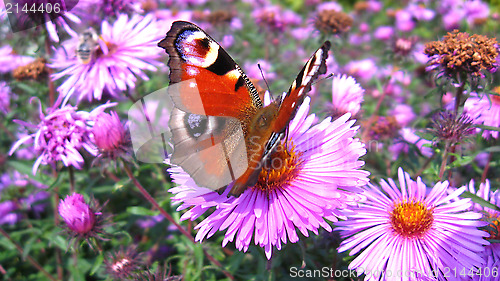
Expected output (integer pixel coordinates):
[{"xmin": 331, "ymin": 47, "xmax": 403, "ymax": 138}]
[
  {"xmin": 273, "ymin": 41, "xmax": 331, "ymax": 133},
  {"xmin": 158, "ymin": 21, "xmax": 262, "ymax": 117},
  {"xmin": 228, "ymin": 42, "xmax": 331, "ymax": 197},
  {"xmin": 158, "ymin": 21, "xmax": 261, "ymax": 192}
]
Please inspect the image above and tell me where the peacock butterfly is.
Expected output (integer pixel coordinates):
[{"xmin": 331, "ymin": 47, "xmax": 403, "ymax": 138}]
[{"xmin": 158, "ymin": 21, "xmax": 330, "ymax": 197}]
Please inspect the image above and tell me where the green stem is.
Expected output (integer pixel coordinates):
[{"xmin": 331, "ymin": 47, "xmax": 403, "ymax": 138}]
[
  {"xmin": 68, "ymin": 166, "xmax": 75, "ymax": 194},
  {"xmin": 453, "ymin": 76, "xmax": 466, "ymax": 116},
  {"xmin": 438, "ymin": 141, "xmax": 451, "ymax": 179},
  {"xmin": 0, "ymin": 228, "xmax": 58, "ymax": 281}
]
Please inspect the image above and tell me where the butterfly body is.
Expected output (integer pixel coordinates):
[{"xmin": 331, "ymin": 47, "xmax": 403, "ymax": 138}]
[{"xmin": 159, "ymin": 21, "xmax": 330, "ymax": 196}]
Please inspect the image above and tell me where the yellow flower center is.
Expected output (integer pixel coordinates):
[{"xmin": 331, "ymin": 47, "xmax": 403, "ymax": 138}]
[
  {"xmin": 253, "ymin": 142, "xmax": 302, "ymax": 192},
  {"xmin": 390, "ymin": 199, "xmax": 434, "ymax": 238}
]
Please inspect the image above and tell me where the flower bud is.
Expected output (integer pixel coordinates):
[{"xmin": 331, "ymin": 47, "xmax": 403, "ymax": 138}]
[
  {"xmin": 58, "ymin": 193, "xmax": 95, "ymax": 235},
  {"xmin": 93, "ymin": 111, "xmax": 126, "ymax": 152}
]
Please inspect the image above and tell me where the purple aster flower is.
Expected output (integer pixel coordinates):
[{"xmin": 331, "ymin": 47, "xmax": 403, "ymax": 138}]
[
  {"xmin": 374, "ymin": 26, "xmax": 394, "ymax": 41},
  {"xmin": 0, "ymin": 170, "xmax": 48, "ymax": 192},
  {"xmin": 389, "ymin": 104, "xmax": 415, "ymax": 127},
  {"xmin": 464, "ymin": 0, "xmax": 489, "ymax": 26},
  {"xmin": 0, "ymin": 81, "xmax": 11, "ymax": 114},
  {"xmin": 59, "ymin": 193, "xmax": 95, "ymax": 235},
  {"xmin": 168, "ymin": 98, "xmax": 369, "ymax": 259},
  {"xmin": 344, "ymin": 58, "xmax": 378, "ymax": 81},
  {"xmin": 366, "ymin": 0, "xmax": 382, "ymax": 12},
  {"xmin": 252, "ymin": 5, "xmax": 301, "ymax": 32},
  {"xmin": 243, "ymin": 60, "xmax": 276, "ymax": 81},
  {"xmin": 136, "ymin": 214, "xmax": 163, "ymax": 229},
  {"xmin": 328, "ymin": 74, "xmax": 364, "ymax": 118},
  {"xmin": 75, "ymin": 0, "xmax": 141, "ymax": 21},
  {"xmin": 317, "ymin": 1, "xmax": 342, "ymax": 12},
  {"xmin": 9, "ymin": 101, "xmax": 116, "ymax": 174},
  {"xmin": 442, "ymin": 8, "xmax": 465, "ymax": 30},
  {"xmin": 412, "ymin": 43, "xmax": 429, "ymax": 64},
  {"xmin": 22, "ymin": 191, "xmax": 50, "ymax": 218},
  {"xmin": 409, "ymin": 4, "xmax": 435, "ymax": 21},
  {"xmin": 464, "ymin": 92, "xmax": 500, "ymax": 139},
  {"xmin": 0, "ymin": 45, "xmax": 35, "ymax": 73},
  {"xmin": 389, "ymin": 128, "xmax": 433, "ymax": 160},
  {"xmin": 50, "ymin": 14, "xmax": 163, "ymax": 102},
  {"xmin": 0, "ymin": 201, "xmax": 21, "ymax": 225},
  {"xmin": 336, "ymin": 168, "xmax": 489, "ymax": 280},
  {"xmin": 395, "ymin": 10, "xmax": 415, "ymax": 32}
]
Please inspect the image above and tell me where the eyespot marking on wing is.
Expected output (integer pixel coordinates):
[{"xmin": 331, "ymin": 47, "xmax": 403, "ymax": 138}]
[{"xmin": 176, "ymin": 30, "xmax": 219, "ymax": 68}]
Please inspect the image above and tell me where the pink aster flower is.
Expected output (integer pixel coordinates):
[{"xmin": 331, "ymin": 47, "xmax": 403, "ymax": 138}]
[
  {"xmin": 92, "ymin": 110, "xmax": 131, "ymax": 161},
  {"xmin": 59, "ymin": 193, "xmax": 95, "ymax": 235},
  {"xmin": 50, "ymin": 14, "xmax": 163, "ymax": 102},
  {"xmin": 58, "ymin": 192, "xmax": 109, "ymax": 249},
  {"xmin": 9, "ymin": 101, "xmax": 116, "ymax": 174},
  {"xmin": 168, "ymin": 98, "xmax": 369, "ymax": 259},
  {"xmin": 464, "ymin": 93, "xmax": 500, "ymax": 139},
  {"xmin": 374, "ymin": 26, "xmax": 394, "ymax": 41},
  {"xmin": 336, "ymin": 168, "xmax": 489, "ymax": 280},
  {"xmin": 328, "ymin": 74, "xmax": 364, "ymax": 117}
]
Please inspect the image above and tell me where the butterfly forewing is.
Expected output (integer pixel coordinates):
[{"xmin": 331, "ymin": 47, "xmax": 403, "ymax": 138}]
[
  {"xmin": 158, "ymin": 21, "xmax": 262, "ymax": 117},
  {"xmin": 273, "ymin": 41, "xmax": 330, "ymax": 133},
  {"xmin": 158, "ymin": 21, "xmax": 264, "ymax": 192}
]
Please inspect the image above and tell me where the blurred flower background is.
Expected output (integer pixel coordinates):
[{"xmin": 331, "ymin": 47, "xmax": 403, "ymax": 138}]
[{"xmin": 0, "ymin": 0, "xmax": 499, "ymax": 280}]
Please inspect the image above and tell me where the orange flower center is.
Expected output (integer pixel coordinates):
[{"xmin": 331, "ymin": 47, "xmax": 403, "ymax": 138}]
[
  {"xmin": 485, "ymin": 212, "xmax": 500, "ymax": 240},
  {"xmin": 390, "ymin": 199, "xmax": 434, "ymax": 238},
  {"xmin": 253, "ymin": 142, "xmax": 303, "ymax": 192}
]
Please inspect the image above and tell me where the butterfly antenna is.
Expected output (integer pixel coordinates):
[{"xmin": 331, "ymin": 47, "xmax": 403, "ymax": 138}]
[
  {"xmin": 258, "ymin": 63, "xmax": 273, "ymax": 101},
  {"xmin": 312, "ymin": 73, "xmax": 334, "ymax": 86}
]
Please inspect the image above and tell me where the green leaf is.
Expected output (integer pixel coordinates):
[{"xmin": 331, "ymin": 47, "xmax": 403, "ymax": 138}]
[
  {"xmin": 21, "ymin": 235, "xmax": 38, "ymax": 261},
  {"xmin": 461, "ymin": 191, "xmax": 500, "ymax": 211},
  {"xmin": 7, "ymin": 160, "xmax": 51, "ymax": 185},
  {"xmin": 90, "ymin": 253, "xmax": 104, "ymax": 276},
  {"xmin": 474, "ymin": 124, "xmax": 500, "ymax": 132},
  {"xmin": 126, "ymin": 206, "xmax": 159, "ymax": 216}
]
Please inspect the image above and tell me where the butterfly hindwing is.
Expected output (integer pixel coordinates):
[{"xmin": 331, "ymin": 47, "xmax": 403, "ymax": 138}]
[
  {"xmin": 169, "ymin": 108, "xmax": 248, "ymax": 190},
  {"xmin": 158, "ymin": 21, "xmax": 262, "ymax": 117},
  {"xmin": 273, "ymin": 41, "xmax": 330, "ymax": 133}
]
